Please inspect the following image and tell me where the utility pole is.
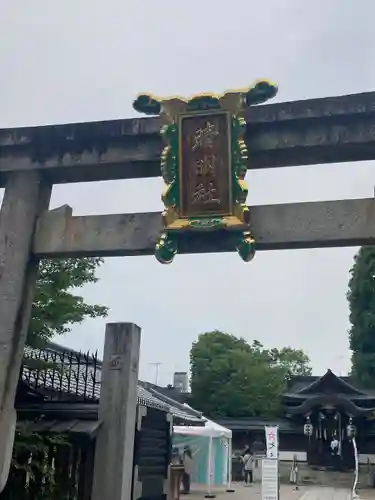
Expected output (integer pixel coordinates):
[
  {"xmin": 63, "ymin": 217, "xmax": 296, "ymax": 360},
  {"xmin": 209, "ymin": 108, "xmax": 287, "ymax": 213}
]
[{"xmin": 149, "ymin": 362, "xmax": 161, "ymax": 385}]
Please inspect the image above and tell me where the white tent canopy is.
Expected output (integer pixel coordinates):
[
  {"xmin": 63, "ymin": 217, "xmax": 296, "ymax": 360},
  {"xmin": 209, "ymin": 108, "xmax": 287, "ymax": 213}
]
[
  {"xmin": 173, "ymin": 417, "xmax": 233, "ymax": 496},
  {"xmin": 174, "ymin": 417, "xmax": 232, "ymax": 438}
]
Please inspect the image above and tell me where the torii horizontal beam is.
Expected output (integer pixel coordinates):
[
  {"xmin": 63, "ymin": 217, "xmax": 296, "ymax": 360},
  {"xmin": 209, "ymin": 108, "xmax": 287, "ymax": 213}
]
[
  {"xmin": 33, "ymin": 198, "xmax": 375, "ymax": 258},
  {"xmin": 1, "ymin": 91, "xmax": 375, "ymax": 187}
]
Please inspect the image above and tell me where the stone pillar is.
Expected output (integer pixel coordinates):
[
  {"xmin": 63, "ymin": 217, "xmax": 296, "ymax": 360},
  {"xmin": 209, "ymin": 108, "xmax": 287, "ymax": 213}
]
[
  {"xmin": 91, "ymin": 322, "xmax": 141, "ymax": 500},
  {"xmin": 0, "ymin": 171, "xmax": 51, "ymax": 492}
]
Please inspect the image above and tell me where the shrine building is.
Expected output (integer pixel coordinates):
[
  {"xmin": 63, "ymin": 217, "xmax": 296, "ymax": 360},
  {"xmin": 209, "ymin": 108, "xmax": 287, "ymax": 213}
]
[{"xmin": 217, "ymin": 369, "xmax": 375, "ymax": 471}]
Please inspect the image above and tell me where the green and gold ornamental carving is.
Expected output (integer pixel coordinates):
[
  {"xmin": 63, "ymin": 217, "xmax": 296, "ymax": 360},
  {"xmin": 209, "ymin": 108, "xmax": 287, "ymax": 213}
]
[{"xmin": 132, "ymin": 80, "xmax": 278, "ymax": 264}]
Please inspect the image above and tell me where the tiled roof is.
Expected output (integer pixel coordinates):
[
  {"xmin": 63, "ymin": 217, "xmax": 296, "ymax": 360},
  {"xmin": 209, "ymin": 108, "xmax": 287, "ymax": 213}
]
[
  {"xmin": 22, "ymin": 343, "xmax": 203, "ymax": 425},
  {"xmin": 285, "ymin": 369, "xmax": 375, "ymax": 399},
  {"xmin": 138, "ymin": 381, "xmax": 202, "ymax": 422},
  {"xmin": 136, "ymin": 385, "xmax": 170, "ymax": 412}
]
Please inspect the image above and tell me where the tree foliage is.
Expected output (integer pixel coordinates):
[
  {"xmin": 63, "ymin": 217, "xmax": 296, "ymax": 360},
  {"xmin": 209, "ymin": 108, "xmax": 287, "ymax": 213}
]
[
  {"xmin": 189, "ymin": 330, "xmax": 312, "ymax": 418},
  {"xmin": 268, "ymin": 346, "xmax": 312, "ymax": 379},
  {"xmin": 27, "ymin": 257, "xmax": 108, "ymax": 348},
  {"xmin": 348, "ymin": 246, "xmax": 375, "ymax": 386}
]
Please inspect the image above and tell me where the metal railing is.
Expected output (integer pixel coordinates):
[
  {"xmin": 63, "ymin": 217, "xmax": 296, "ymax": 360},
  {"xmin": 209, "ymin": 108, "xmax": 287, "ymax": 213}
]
[{"xmin": 21, "ymin": 344, "xmax": 101, "ymax": 401}]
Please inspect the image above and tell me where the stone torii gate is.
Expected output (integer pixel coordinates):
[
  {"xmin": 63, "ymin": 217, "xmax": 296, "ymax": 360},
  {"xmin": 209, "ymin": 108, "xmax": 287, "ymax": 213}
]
[{"xmin": 1, "ymin": 84, "xmax": 375, "ymax": 492}]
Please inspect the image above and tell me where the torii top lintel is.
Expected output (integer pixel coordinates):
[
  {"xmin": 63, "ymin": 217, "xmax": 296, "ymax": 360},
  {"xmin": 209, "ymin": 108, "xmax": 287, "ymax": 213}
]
[{"xmin": 0, "ymin": 90, "xmax": 375, "ymax": 187}]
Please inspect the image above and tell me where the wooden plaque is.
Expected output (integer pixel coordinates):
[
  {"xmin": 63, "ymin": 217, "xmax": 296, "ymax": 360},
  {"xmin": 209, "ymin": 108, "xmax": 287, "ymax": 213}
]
[
  {"xmin": 179, "ymin": 111, "xmax": 231, "ymax": 218},
  {"xmin": 132, "ymin": 80, "xmax": 278, "ymax": 263}
]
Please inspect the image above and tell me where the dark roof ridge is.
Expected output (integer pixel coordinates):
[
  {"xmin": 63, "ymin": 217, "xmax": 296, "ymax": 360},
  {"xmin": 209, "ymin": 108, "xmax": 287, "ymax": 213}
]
[
  {"xmin": 296, "ymin": 369, "xmax": 366, "ymax": 396},
  {"xmin": 137, "ymin": 381, "xmax": 202, "ymax": 419},
  {"xmin": 286, "ymin": 394, "xmax": 375, "ymax": 415}
]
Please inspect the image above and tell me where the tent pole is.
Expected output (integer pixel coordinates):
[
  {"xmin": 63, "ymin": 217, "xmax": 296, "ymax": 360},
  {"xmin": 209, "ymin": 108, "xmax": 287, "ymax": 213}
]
[
  {"xmin": 205, "ymin": 436, "xmax": 215, "ymax": 498},
  {"xmin": 226, "ymin": 437, "xmax": 235, "ymax": 492}
]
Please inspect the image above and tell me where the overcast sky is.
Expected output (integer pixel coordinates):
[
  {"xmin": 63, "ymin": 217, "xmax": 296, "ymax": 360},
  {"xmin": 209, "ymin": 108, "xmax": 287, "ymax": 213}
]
[{"xmin": 1, "ymin": 0, "xmax": 375, "ymax": 385}]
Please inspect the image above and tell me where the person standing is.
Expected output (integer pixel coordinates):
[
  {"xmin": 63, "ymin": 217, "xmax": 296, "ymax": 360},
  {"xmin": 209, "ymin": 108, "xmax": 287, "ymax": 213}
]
[
  {"xmin": 330, "ymin": 435, "xmax": 339, "ymax": 456},
  {"xmin": 242, "ymin": 451, "xmax": 254, "ymax": 486},
  {"xmin": 182, "ymin": 446, "xmax": 193, "ymax": 494}
]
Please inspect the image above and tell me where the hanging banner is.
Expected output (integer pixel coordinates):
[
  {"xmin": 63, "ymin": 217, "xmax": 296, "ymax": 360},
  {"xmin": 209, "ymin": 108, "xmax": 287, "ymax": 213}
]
[{"xmin": 265, "ymin": 426, "xmax": 279, "ymax": 459}]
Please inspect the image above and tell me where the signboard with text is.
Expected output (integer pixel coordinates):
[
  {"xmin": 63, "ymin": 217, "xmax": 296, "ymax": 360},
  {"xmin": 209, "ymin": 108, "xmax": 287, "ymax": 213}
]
[
  {"xmin": 132, "ymin": 81, "xmax": 278, "ymax": 263},
  {"xmin": 261, "ymin": 458, "xmax": 279, "ymax": 500},
  {"xmin": 179, "ymin": 112, "xmax": 231, "ymax": 218}
]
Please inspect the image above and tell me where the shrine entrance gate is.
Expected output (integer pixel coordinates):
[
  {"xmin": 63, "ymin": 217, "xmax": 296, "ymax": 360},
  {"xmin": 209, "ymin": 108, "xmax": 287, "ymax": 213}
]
[{"xmin": 1, "ymin": 87, "xmax": 375, "ymax": 497}]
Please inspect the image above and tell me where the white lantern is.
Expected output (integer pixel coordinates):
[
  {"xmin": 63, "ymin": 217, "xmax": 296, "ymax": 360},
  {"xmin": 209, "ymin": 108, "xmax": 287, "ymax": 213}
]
[{"xmin": 304, "ymin": 423, "xmax": 313, "ymax": 436}]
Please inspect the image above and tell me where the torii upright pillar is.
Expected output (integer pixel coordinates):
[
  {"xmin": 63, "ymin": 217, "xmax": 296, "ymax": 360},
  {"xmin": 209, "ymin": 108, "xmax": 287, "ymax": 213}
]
[{"xmin": 0, "ymin": 171, "xmax": 51, "ymax": 491}]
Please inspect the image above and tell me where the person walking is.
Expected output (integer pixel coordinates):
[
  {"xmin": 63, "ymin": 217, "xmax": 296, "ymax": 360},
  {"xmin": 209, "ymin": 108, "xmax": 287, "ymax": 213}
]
[
  {"xmin": 181, "ymin": 446, "xmax": 193, "ymax": 494},
  {"xmin": 242, "ymin": 451, "xmax": 254, "ymax": 486}
]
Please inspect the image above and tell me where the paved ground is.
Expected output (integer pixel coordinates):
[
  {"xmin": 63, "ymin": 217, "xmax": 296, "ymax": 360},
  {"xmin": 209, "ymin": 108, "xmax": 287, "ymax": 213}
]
[
  {"xmin": 186, "ymin": 483, "xmax": 373, "ymax": 500},
  {"xmin": 188, "ymin": 483, "xmax": 305, "ymax": 499}
]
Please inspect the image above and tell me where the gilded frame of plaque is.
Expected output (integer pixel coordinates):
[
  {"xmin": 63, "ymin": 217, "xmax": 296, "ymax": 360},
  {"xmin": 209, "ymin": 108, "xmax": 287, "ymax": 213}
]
[{"xmin": 132, "ymin": 80, "xmax": 278, "ymax": 264}]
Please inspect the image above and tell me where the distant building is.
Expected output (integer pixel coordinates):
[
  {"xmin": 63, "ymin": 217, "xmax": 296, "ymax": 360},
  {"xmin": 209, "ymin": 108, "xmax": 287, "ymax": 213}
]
[
  {"xmin": 173, "ymin": 371, "xmax": 189, "ymax": 393},
  {"xmin": 216, "ymin": 369, "xmax": 375, "ymax": 473}
]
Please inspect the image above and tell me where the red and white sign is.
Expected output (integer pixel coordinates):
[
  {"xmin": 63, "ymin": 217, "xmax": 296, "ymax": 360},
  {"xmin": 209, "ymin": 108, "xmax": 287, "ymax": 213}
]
[{"xmin": 265, "ymin": 426, "xmax": 279, "ymax": 459}]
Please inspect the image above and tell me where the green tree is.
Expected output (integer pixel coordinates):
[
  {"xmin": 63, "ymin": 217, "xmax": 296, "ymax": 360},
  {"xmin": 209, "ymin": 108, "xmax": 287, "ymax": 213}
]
[
  {"xmin": 189, "ymin": 330, "xmax": 312, "ymax": 418},
  {"xmin": 28, "ymin": 257, "xmax": 108, "ymax": 348},
  {"xmin": 348, "ymin": 246, "xmax": 375, "ymax": 386},
  {"xmin": 268, "ymin": 347, "xmax": 312, "ymax": 378}
]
